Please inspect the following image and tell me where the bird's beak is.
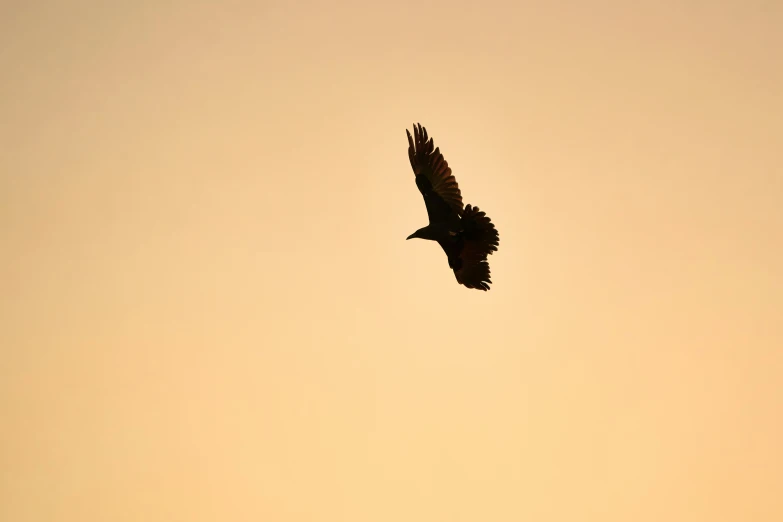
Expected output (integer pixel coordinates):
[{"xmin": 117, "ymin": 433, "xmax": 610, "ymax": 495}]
[{"xmin": 406, "ymin": 233, "xmax": 416, "ymax": 240}]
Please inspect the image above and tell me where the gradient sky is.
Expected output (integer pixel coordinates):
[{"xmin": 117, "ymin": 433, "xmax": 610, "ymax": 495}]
[{"xmin": 2, "ymin": 1, "xmax": 781, "ymax": 521}]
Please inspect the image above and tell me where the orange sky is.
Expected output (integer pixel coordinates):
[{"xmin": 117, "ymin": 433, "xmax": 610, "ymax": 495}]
[{"xmin": 1, "ymin": 1, "xmax": 781, "ymax": 521}]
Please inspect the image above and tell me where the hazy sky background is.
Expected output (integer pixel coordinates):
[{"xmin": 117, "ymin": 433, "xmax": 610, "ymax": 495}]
[{"xmin": 2, "ymin": 1, "xmax": 781, "ymax": 521}]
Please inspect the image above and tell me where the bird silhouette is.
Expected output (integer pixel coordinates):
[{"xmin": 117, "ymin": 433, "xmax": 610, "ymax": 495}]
[{"xmin": 405, "ymin": 123, "xmax": 499, "ymax": 290}]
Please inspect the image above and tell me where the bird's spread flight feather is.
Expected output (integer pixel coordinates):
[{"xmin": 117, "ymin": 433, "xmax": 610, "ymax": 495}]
[
  {"xmin": 451, "ymin": 204, "xmax": 499, "ymax": 290},
  {"xmin": 406, "ymin": 123, "xmax": 463, "ymax": 223}
]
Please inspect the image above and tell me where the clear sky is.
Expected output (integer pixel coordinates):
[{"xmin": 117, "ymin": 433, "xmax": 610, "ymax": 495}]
[{"xmin": 1, "ymin": 1, "xmax": 781, "ymax": 521}]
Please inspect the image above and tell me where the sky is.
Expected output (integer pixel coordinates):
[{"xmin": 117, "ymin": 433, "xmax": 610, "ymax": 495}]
[{"xmin": 1, "ymin": 1, "xmax": 781, "ymax": 521}]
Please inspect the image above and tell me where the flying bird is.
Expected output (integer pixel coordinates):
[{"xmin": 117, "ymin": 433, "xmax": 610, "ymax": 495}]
[{"xmin": 405, "ymin": 123, "xmax": 499, "ymax": 290}]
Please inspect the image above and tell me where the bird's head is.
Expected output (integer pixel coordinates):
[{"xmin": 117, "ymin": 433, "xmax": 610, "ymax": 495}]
[{"xmin": 406, "ymin": 225, "xmax": 438, "ymax": 241}]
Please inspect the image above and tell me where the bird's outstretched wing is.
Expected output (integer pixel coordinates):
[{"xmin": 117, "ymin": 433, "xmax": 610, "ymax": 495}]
[
  {"xmin": 454, "ymin": 257, "xmax": 493, "ymax": 291},
  {"xmin": 406, "ymin": 123, "xmax": 464, "ymax": 223},
  {"xmin": 452, "ymin": 205, "xmax": 499, "ymax": 291}
]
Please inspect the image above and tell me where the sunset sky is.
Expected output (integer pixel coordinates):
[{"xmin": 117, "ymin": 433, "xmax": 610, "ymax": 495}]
[{"xmin": 1, "ymin": 1, "xmax": 781, "ymax": 521}]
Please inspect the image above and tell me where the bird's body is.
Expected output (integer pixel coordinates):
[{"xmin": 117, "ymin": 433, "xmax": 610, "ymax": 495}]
[{"xmin": 405, "ymin": 123, "xmax": 499, "ymax": 291}]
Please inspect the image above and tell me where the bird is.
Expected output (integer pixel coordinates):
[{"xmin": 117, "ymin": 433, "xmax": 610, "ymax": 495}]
[{"xmin": 405, "ymin": 123, "xmax": 499, "ymax": 291}]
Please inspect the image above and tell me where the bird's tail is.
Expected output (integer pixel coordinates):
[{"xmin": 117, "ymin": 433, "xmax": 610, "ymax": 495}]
[{"xmin": 461, "ymin": 204, "xmax": 499, "ymax": 260}]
